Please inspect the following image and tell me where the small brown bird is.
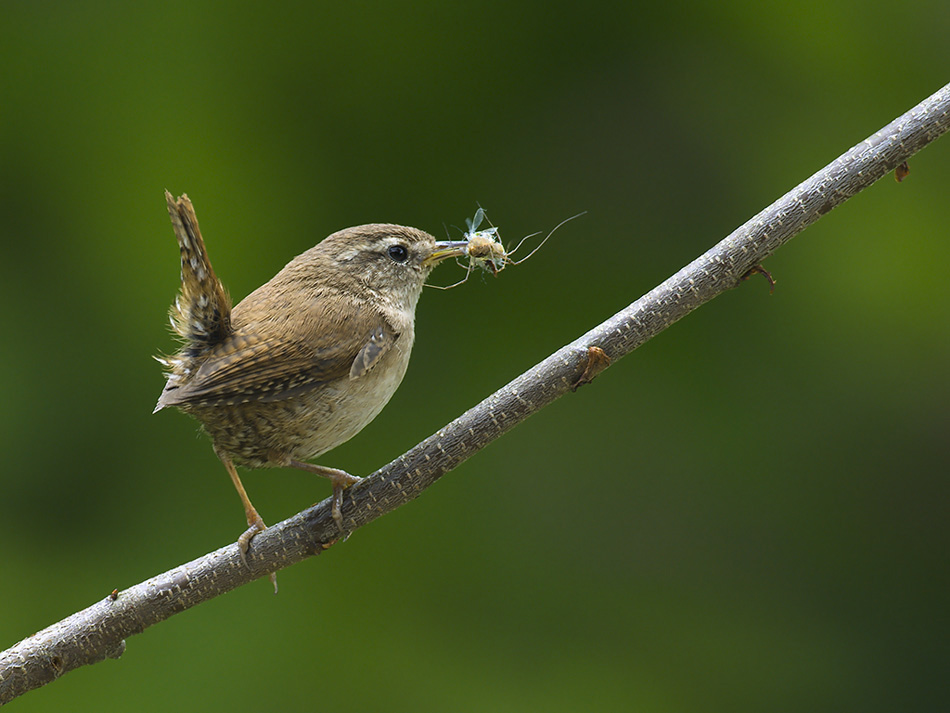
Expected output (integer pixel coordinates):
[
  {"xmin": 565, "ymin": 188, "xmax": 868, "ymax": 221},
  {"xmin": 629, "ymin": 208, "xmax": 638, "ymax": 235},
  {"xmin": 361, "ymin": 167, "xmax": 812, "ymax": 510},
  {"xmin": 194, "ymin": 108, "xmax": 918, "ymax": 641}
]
[{"xmin": 155, "ymin": 192, "xmax": 467, "ymax": 556}]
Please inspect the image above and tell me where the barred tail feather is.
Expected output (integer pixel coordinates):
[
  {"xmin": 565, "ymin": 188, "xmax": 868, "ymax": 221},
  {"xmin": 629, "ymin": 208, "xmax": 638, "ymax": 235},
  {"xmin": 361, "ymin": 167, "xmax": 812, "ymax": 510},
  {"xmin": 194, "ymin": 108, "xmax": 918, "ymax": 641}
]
[{"xmin": 164, "ymin": 191, "xmax": 232, "ymax": 355}]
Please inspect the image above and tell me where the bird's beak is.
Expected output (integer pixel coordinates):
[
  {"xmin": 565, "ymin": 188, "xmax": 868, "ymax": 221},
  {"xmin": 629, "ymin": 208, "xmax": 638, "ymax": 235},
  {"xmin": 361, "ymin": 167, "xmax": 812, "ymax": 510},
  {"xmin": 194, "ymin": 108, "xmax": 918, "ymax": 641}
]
[{"xmin": 424, "ymin": 240, "xmax": 469, "ymax": 267}]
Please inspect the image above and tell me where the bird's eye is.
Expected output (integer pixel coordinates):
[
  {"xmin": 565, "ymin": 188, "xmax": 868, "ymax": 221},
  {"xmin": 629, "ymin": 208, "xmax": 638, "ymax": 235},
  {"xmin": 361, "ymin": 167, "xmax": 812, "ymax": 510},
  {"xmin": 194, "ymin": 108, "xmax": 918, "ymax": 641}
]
[{"xmin": 387, "ymin": 244, "xmax": 409, "ymax": 263}]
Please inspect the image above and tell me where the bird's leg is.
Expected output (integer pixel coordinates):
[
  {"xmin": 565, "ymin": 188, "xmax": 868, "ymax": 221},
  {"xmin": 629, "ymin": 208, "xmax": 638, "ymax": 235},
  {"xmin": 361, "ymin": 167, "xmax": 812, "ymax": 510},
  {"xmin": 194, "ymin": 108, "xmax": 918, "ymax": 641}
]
[
  {"xmin": 214, "ymin": 446, "xmax": 267, "ymax": 561},
  {"xmin": 216, "ymin": 447, "xmax": 278, "ymax": 592},
  {"xmin": 288, "ymin": 460, "xmax": 361, "ymax": 534}
]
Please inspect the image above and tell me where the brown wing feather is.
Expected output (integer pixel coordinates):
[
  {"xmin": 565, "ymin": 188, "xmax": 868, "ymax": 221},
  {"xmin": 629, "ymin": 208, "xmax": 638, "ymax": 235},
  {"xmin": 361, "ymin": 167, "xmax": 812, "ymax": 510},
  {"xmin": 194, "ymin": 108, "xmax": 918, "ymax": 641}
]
[{"xmin": 158, "ymin": 317, "xmax": 399, "ymax": 407}]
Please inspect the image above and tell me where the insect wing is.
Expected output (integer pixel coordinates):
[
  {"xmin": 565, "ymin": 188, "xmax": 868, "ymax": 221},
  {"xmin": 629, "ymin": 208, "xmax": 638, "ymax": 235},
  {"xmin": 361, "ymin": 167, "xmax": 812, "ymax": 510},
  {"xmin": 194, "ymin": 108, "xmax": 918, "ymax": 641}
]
[{"xmin": 466, "ymin": 207, "xmax": 486, "ymax": 235}]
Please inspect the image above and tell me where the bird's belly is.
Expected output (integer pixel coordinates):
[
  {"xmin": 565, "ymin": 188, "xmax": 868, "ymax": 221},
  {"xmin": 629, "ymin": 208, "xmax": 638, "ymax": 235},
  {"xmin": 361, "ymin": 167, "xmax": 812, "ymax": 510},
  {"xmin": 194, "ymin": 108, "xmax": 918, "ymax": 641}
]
[{"xmin": 289, "ymin": 357, "xmax": 408, "ymax": 460}]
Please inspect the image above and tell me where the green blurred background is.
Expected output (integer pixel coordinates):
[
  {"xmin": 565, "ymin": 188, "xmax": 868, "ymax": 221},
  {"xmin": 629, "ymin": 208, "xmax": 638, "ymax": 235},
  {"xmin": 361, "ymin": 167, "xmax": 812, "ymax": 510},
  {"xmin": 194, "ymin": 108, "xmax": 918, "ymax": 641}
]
[{"xmin": 2, "ymin": 2, "xmax": 948, "ymax": 711}]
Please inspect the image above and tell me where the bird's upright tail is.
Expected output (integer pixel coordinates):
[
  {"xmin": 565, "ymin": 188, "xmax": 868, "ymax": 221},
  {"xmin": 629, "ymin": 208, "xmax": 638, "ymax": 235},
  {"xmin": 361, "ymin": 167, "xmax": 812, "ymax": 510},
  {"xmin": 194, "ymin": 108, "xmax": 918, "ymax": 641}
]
[
  {"xmin": 163, "ymin": 191, "xmax": 232, "ymax": 356},
  {"xmin": 154, "ymin": 192, "xmax": 232, "ymax": 412}
]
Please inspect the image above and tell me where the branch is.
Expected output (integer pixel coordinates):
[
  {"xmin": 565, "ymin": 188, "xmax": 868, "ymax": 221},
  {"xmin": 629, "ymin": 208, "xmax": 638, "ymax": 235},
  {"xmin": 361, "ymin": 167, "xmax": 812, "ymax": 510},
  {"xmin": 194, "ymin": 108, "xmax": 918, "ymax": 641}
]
[{"xmin": 3, "ymin": 81, "xmax": 949, "ymax": 705}]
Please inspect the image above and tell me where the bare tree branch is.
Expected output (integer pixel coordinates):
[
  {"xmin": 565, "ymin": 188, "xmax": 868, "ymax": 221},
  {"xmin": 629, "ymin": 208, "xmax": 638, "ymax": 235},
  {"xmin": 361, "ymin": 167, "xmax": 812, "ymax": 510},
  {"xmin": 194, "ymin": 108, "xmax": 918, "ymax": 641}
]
[{"xmin": 2, "ymin": 81, "xmax": 949, "ymax": 705}]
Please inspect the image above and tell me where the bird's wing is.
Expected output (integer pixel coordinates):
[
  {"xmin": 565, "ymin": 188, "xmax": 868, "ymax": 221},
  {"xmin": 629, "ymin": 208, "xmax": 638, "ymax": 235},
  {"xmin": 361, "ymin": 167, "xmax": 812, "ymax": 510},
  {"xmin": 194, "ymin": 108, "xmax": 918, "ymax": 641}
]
[{"xmin": 158, "ymin": 317, "xmax": 400, "ymax": 407}]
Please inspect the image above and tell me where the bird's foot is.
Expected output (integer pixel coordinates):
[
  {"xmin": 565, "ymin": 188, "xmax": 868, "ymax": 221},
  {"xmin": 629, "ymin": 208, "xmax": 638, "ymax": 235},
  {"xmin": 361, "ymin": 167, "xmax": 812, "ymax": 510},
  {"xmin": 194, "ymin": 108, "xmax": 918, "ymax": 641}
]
[
  {"xmin": 330, "ymin": 472, "xmax": 362, "ymax": 537},
  {"xmin": 237, "ymin": 514, "xmax": 278, "ymax": 593},
  {"xmin": 237, "ymin": 514, "xmax": 267, "ymax": 566},
  {"xmin": 289, "ymin": 460, "xmax": 361, "ymax": 537}
]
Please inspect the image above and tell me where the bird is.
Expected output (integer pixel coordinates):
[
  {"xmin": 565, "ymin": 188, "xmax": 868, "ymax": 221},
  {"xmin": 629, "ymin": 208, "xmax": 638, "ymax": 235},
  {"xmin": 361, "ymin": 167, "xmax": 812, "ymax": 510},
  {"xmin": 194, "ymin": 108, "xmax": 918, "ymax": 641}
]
[{"xmin": 155, "ymin": 191, "xmax": 468, "ymax": 558}]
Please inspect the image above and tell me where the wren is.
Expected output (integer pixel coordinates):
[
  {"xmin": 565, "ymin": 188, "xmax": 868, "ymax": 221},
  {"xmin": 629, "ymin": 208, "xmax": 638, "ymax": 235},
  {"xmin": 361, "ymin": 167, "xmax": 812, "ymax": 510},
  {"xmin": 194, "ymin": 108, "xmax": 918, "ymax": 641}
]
[{"xmin": 155, "ymin": 192, "xmax": 468, "ymax": 556}]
